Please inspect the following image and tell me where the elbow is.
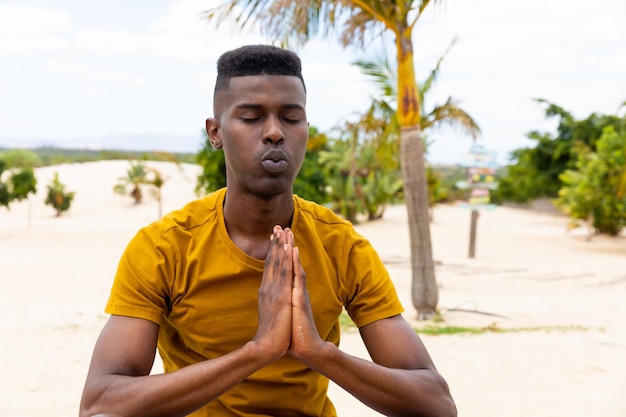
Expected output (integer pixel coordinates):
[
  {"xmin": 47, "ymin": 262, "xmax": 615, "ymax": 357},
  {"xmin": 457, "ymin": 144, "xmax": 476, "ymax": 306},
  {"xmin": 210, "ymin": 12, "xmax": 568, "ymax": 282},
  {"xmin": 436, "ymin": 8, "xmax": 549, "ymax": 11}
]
[
  {"xmin": 79, "ymin": 401, "xmax": 105, "ymax": 417},
  {"xmin": 440, "ymin": 394, "xmax": 457, "ymax": 417},
  {"xmin": 414, "ymin": 391, "xmax": 456, "ymax": 417},
  {"xmin": 432, "ymin": 375, "xmax": 457, "ymax": 417},
  {"xmin": 79, "ymin": 402, "xmax": 122, "ymax": 417},
  {"xmin": 430, "ymin": 371, "xmax": 457, "ymax": 417},
  {"xmin": 79, "ymin": 385, "xmax": 119, "ymax": 417},
  {"xmin": 416, "ymin": 371, "xmax": 457, "ymax": 417}
]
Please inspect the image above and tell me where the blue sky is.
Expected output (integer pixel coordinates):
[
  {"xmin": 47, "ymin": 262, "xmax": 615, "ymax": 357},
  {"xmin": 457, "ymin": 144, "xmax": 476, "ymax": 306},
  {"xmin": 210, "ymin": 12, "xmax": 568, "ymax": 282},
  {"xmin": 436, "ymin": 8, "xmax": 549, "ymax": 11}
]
[{"xmin": 0, "ymin": 0, "xmax": 624, "ymax": 164}]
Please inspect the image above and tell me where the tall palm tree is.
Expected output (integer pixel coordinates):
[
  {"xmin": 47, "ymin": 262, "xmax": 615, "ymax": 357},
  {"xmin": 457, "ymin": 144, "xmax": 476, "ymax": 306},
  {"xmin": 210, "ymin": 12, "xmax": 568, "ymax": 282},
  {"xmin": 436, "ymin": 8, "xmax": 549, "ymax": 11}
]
[
  {"xmin": 354, "ymin": 41, "xmax": 481, "ymax": 221},
  {"xmin": 353, "ymin": 38, "xmax": 480, "ymax": 146},
  {"xmin": 207, "ymin": 0, "xmax": 446, "ymax": 319}
]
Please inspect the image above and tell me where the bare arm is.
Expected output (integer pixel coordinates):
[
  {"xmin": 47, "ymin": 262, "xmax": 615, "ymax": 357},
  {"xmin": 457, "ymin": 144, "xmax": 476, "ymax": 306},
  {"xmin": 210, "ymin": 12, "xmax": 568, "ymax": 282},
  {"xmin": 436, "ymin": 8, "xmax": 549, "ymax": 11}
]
[
  {"xmin": 289, "ymin": 248, "xmax": 456, "ymax": 417},
  {"xmin": 79, "ymin": 316, "xmax": 277, "ymax": 417},
  {"xmin": 345, "ymin": 316, "xmax": 455, "ymax": 417},
  {"xmin": 80, "ymin": 227, "xmax": 295, "ymax": 417}
]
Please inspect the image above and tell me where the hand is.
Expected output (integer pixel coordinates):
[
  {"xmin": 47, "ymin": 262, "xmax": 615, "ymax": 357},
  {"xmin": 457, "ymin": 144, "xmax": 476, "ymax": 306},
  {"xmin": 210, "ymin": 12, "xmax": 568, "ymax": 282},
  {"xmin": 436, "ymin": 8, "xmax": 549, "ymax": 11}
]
[
  {"xmin": 253, "ymin": 226, "xmax": 294, "ymax": 361},
  {"xmin": 288, "ymin": 244, "xmax": 325, "ymax": 364}
]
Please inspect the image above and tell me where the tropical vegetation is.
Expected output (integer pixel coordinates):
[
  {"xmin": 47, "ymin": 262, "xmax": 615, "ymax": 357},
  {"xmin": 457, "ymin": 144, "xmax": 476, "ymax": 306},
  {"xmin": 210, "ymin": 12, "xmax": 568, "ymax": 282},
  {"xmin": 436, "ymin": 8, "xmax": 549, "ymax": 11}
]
[
  {"xmin": 319, "ymin": 105, "xmax": 403, "ymax": 222},
  {"xmin": 494, "ymin": 99, "xmax": 625, "ymax": 203},
  {"xmin": 146, "ymin": 167, "xmax": 167, "ymax": 219},
  {"xmin": 495, "ymin": 99, "xmax": 626, "ymax": 238},
  {"xmin": 555, "ymin": 125, "xmax": 626, "ymax": 237},
  {"xmin": 0, "ymin": 149, "xmax": 39, "ymax": 210},
  {"xmin": 352, "ymin": 41, "xmax": 480, "ymax": 218},
  {"xmin": 44, "ymin": 172, "xmax": 75, "ymax": 217},
  {"xmin": 113, "ymin": 160, "xmax": 149, "ymax": 204}
]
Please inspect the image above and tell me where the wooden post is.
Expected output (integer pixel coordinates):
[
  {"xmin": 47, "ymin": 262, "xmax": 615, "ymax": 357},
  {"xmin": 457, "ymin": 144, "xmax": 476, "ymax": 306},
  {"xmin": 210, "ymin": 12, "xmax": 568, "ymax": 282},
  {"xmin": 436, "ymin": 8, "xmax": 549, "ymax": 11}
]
[{"xmin": 468, "ymin": 210, "xmax": 479, "ymax": 258}]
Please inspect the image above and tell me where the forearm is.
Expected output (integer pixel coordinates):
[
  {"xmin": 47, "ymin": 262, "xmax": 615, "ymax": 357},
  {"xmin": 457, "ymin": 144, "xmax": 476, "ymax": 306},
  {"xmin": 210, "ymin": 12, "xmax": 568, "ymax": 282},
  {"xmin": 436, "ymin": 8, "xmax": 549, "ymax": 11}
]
[
  {"xmin": 80, "ymin": 341, "xmax": 273, "ymax": 417},
  {"xmin": 310, "ymin": 342, "xmax": 456, "ymax": 417}
]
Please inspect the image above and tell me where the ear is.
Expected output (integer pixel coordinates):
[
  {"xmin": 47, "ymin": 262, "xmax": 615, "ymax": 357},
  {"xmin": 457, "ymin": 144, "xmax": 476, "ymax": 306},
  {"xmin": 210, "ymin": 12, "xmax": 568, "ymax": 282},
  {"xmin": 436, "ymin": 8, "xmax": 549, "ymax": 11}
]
[{"xmin": 205, "ymin": 118, "xmax": 222, "ymax": 150}]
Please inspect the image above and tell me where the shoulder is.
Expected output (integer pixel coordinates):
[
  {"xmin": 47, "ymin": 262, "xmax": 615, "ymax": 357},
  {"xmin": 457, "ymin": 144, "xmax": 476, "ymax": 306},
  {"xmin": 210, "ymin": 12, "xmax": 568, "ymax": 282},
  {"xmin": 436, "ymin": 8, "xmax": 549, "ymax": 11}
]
[
  {"xmin": 293, "ymin": 195, "xmax": 350, "ymax": 228},
  {"xmin": 159, "ymin": 188, "xmax": 225, "ymax": 232},
  {"xmin": 138, "ymin": 188, "xmax": 225, "ymax": 243},
  {"xmin": 292, "ymin": 195, "xmax": 369, "ymax": 249},
  {"xmin": 293, "ymin": 195, "xmax": 352, "ymax": 236}
]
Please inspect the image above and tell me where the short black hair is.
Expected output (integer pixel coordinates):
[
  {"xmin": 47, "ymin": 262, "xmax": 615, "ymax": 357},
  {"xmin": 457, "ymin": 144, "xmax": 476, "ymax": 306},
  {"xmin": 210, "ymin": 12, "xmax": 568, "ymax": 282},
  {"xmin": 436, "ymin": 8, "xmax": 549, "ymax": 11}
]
[{"xmin": 214, "ymin": 44, "xmax": 306, "ymax": 95}]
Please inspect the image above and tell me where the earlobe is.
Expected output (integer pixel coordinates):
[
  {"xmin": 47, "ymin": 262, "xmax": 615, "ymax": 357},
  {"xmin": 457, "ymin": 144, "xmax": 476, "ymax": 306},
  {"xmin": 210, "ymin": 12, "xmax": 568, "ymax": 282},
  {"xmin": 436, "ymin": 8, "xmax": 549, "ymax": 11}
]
[{"xmin": 205, "ymin": 118, "xmax": 222, "ymax": 150}]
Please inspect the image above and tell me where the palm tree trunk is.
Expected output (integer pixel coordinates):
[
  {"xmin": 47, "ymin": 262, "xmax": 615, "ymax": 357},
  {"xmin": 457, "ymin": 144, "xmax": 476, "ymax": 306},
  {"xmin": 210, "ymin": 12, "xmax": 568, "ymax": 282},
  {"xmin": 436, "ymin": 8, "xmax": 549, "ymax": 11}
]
[{"xmin": 400, "ymin": 125, "xmax": 438, "ymax": 319}]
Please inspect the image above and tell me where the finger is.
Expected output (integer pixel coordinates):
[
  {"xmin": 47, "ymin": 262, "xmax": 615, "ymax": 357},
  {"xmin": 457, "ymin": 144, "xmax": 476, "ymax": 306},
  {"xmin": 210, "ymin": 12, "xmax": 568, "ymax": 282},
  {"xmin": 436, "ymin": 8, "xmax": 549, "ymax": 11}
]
[
  {"xmin": 265, "ymin": 228, "xmax": 288, "ymax": 283},
  {"xmin": 265, "ymin": 229, "xmax": 281, "ymax": 269},
  {"xmin": 292, "ymin": 246, "xmax": 307, "ymax": 293},
  {"xmin": 284, "ymin": 227, "xmax": 294, "ymax": 247},
  {"xmin": 279, "ymin": 241, "xmax": 293, "ymax": 286},
  {"xmin": 273, "ymin": 224, "xmax": 283, "ymax": 238},
  {"xmin": 267, "ymin": 228, "xmax": 292, "ymax": 288}
]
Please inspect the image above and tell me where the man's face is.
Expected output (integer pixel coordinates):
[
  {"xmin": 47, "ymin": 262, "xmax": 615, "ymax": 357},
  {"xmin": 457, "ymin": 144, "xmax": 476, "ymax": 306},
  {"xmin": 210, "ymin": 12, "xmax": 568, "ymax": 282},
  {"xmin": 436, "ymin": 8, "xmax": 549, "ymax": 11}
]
[{"xmin": 208, "ymin": 75, "xmax": 309, "ymax": 199}]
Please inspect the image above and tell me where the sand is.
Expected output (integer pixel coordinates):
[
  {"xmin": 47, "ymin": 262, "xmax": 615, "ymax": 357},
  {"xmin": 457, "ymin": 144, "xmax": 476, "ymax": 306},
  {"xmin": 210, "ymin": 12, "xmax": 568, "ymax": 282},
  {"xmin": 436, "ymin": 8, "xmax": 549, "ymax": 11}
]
[{"xmin": 1, "ymin": 160, "xmax": 624, "ymax": 417}]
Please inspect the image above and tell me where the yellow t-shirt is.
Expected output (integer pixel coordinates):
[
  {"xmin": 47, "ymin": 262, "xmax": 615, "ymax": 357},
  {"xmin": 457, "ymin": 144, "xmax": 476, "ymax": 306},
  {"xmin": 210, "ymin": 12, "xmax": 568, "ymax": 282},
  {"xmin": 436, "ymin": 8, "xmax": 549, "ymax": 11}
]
[{"xmin": 106, "ymin": 188, "xmax": 404, "ymax": 416}]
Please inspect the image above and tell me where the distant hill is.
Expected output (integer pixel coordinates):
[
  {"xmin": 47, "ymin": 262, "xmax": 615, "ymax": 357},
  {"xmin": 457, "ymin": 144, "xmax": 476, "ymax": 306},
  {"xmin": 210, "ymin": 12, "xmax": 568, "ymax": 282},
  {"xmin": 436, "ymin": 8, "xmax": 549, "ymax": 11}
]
[
  {"xmin": 0, "ymin": 133, "xmax": 204, "ymax": 155},
  {"xmin": 0, "ymin": 147, "xmax": 198, "ymax": 167}
]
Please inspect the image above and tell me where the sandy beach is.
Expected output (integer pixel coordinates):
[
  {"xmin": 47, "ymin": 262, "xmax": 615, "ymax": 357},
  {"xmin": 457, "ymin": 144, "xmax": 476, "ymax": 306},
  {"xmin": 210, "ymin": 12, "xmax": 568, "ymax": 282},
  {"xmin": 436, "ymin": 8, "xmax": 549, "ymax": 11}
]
[{"xmin": 1, "ymin": 160, "xmax": 625, "ymax": 417}]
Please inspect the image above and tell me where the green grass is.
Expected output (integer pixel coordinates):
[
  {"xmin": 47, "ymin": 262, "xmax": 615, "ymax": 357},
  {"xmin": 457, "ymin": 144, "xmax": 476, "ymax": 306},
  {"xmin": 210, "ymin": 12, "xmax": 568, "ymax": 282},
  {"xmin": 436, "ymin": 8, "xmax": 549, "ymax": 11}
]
[
  {"xmin": 339, "ymin": 311, "xmax": 595, "ymax": 336},
  {"xmin": 413, "ymin": 323, "xmax": 593, "ymax": 336}
]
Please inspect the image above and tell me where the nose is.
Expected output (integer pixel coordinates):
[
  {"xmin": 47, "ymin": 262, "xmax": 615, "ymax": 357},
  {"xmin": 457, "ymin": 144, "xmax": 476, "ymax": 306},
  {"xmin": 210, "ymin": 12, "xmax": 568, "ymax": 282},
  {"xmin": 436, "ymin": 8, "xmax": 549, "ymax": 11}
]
[{"xmin": 263, "ymin": 115, "xmax": 284, "ymax": 145}]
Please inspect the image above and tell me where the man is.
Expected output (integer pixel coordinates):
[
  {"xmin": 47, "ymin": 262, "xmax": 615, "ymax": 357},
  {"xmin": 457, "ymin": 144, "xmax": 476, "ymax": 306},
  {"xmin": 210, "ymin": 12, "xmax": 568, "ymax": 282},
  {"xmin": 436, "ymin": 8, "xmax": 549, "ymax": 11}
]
[{"xmin": 79, "ymin": 44, "xmax": 456, "ymax": 417}]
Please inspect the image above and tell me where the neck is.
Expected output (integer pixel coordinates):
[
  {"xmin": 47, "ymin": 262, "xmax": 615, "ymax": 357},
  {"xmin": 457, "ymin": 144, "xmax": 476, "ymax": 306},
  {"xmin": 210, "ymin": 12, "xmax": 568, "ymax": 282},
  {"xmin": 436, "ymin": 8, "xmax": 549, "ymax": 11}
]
[{"xmin": 223, "ymin": 191, "xmax": 294, "ymax": 237}]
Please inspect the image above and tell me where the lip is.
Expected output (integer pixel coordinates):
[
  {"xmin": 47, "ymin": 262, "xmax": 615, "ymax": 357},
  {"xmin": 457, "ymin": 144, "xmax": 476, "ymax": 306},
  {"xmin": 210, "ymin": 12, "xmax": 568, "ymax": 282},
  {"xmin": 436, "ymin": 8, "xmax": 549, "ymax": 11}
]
[{"xmin": 261, "ymin": 149, "xmax": 289, "ymax": 174}]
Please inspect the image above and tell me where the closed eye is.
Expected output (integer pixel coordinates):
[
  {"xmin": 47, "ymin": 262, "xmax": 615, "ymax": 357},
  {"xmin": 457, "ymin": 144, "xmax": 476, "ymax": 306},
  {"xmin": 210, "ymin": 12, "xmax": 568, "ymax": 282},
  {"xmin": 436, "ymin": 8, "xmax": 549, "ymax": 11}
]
[{"xmin": 282, "ymin": 109, "xmax": 305, "ymax": 124}]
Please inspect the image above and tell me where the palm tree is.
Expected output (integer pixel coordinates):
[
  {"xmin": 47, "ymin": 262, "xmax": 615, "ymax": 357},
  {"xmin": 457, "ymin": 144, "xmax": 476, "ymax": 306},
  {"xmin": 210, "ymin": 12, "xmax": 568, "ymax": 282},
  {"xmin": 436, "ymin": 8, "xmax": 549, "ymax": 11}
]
[
  {"xmin": 354, "ymin": 39, "xmax": 480, "ymax": 145},
  {"xmin": 114, "ymin": 160, "xmax": 149, "ymax": 204},
  {"xmin": 354, "ymin": 41, "xmax": 481, "ymax": 219},
  {"xmin": 147, "ymin": 167, "xmax": 167, "ymax": 219},
  {"xmin": 207, "ymin": 0, "xmax": 447, "ymax": 319}
]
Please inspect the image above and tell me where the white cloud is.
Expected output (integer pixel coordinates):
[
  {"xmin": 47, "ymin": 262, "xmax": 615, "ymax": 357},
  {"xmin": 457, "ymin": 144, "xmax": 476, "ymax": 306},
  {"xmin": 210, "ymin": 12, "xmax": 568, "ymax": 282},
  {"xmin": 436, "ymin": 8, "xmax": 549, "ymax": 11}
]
[
  {"xmin": 0, "ymin": 4, "xmax": 72, "ymax": 35},
  {"xmin": 0, "ymin": 4, "xmax": 72, "ymax": 53},
  {"xmin": 74, "ymin": 29, "xmax": 151, "ymax": 55},
  {"xmin": 604, "ymin": 50, "xmax": 626, "ymax": 72},
  {"xmin": 43, "ymin": 60, "xmax": 149, "ymax": 86},
  {"xmin": 153, "ymin": 0, "xmax": 218, "ymax": 35},
  {"xmin": 67, "ymin": 1, "xmax": 268, "ymax": 61}
]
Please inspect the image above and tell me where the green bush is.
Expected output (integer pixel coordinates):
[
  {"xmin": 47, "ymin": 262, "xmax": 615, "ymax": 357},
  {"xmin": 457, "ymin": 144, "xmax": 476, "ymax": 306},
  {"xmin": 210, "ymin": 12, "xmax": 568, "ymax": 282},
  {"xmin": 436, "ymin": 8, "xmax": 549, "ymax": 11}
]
[
  {"xmin": 0, "ymin": 151, "xmax": 38, "ymax": 209},
  {"xmin": 45, "ymin": 172, "xmax": 75, "ymax": 217},
  {"xmin": 555, "ymin": 126, "xmax": 626, "ymax": 236}
]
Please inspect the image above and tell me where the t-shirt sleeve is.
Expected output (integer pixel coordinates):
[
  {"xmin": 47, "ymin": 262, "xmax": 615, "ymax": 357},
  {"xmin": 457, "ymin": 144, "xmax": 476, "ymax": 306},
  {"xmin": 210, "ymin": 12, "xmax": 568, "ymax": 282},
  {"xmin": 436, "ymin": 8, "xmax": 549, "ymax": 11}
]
[
  {"xmin": 342, "ymin": 229, "xmax": 404, "ymax": 328},
  {"xmin": 105, "ymin": 223, "xmax": 175, "ymax": 326}
]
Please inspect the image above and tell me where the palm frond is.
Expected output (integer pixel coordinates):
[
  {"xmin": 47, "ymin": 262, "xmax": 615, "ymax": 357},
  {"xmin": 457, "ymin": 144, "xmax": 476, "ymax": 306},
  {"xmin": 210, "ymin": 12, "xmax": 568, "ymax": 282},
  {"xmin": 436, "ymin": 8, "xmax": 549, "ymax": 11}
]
[
  {"xmin": 352, "ymin": 53, "xmax": 397, "ymax": 101},
  {"xmin": 422, "ymin": 97, "xmax": 481, "ymax": 140},
  {"xmin": 420, "ymin": 36, "xmax": 457, "ymax": 101},
  {"xmin": 206, "ymin": 0, "xmax": 400, "ymax": 48}
]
